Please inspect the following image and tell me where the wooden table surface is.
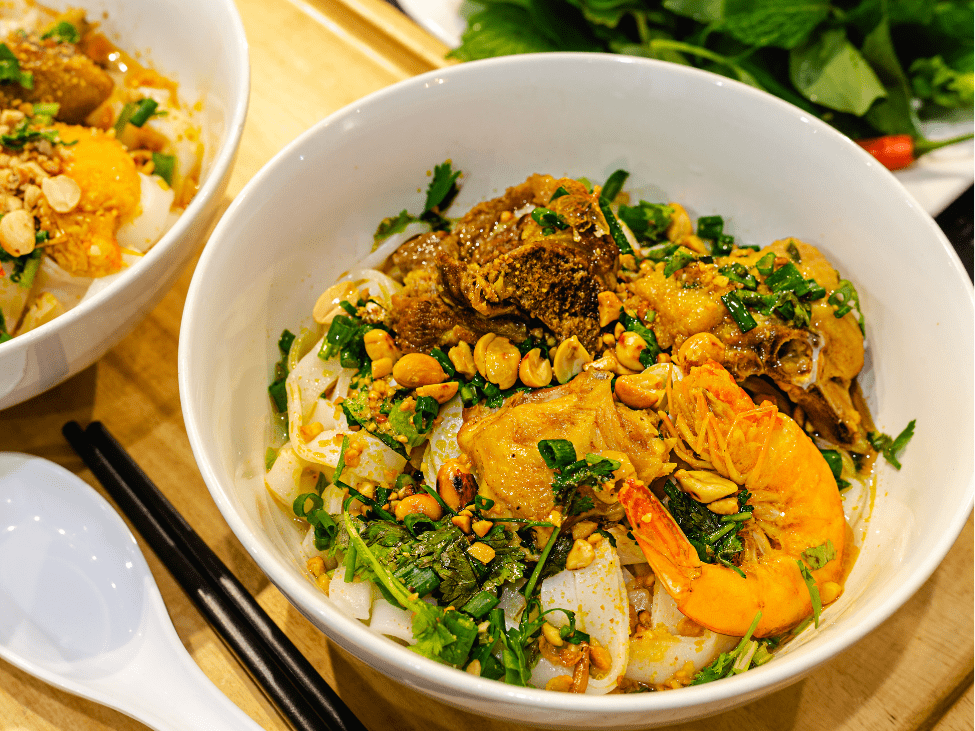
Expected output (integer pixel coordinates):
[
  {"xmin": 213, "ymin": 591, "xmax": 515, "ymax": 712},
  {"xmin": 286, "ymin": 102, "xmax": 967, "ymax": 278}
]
[{"xmin": 0, "ymin": 0, "xmax": 972, "ymax": 729}]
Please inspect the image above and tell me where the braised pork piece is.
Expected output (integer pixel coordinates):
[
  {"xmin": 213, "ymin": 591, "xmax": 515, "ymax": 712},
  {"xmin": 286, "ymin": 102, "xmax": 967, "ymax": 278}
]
[{"xmin": 386, "ymin": 174, "xmax": 619, "ymax": 354}]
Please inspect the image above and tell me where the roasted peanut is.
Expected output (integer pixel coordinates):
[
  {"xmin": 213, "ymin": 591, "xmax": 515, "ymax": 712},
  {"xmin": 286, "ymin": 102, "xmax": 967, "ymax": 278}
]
[
  {"xmin": 613, "ymin": 363, "xmax": 671, "ymax": 409},
  {"xmin": 518, "ymin": 347, "xmax": 553, "ymax": 388},
  {"xmin": 571, "ymin": 520, "xmax": 598, "ymax": 541},
  {"xmin": 566, "ymin": 539, "xmax": 596, "ymax": 570},
  {"xmin": 41, "ymin": 174, "xmax": 81, "ymax": 213},
  {"xmin": 394, "ymin": 493, "xmax": 443, "ymax": 522},
  {"xmin": 675, "ymin": 332, "xmax": 726, "ymax": 369},
  {"xmin": 448, "ymin": 340, "xmax": 477, "ymax": 378},
  {"xmin": 472, "ymin": 520, "xmax": 493, "ymax": 538},
  {"xmin": 674, "ymin": 468, "xmax": 740, "ymax": 503},
  {"xmin": 0, "ymin": 208, "xmax": 34, "ymax": 256},
  {"xmin": 542, "ymin": 622, "xmax": 563, "ymax": 647},
  {"xmin": 597, "ymin": 291, "xmax": 623, "ymax": 328},
  {"xmin": 392, "ymin": 353, "xmax": 448, "ymax": 388},
  {"xmin": 588, "ymin": 639, "xmax": 612, "ymax": 671},
  {"xmin": 545, "ymin": 675, "xmax": 574, "ymax": 692},
  {"xmin": 485, "ymin": 336, "xmax": 520, "ymax": 389},
  {"xmin": 370, "ymin": 357, "xmax": 393, "ymax": 379},
  {"xmin": 707, "ymin": 496, "xmax": 740, "ymax": 515},
  {"xmin": 451, "ymin": 513, "xmax": 472, "ymax": 533},
  {"xmin": 436, "ymin": 459, "xmax": 478, "ymax": 510},
  {"xmin": 363, "ymin": 329, "xmax": 400, "ymax": 363},
  {"xmin": 615, "ymin": 331, "xmax": 649, "ymax": 371},
  {"xmin": 553, "ymin": 336, "xmax": 592, "ymax": 384},
  {"xmin": 468, "ymin": 542, "xmax": 496, "ymax": 564},
  {"xmin": 473, "ymin": 332, "xmax": 496, "ymax": 378},
  {"xmin": 416, "ymin": 381, "xmax": 459, "ymax": 404},
  {"xmin": 466, "ymin": 660, "xmax": 482, "ymax": 676}
]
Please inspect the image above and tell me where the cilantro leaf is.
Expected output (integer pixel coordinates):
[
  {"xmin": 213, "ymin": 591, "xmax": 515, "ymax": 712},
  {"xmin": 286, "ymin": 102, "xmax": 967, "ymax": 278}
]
[
  {"xmin": 342, "ymin": 512, "xmax": 477, "ymax": 666},
  {"xmin": 801, "ymin": 540, "xmax": 836, "ymax": 570},
  {"xmin": 868, "ymin": 419, "xmax": 915, "ymax": 470},
  {"xmin": 423, "ymin": 161, "xmax": 461, "ymax": 214}
]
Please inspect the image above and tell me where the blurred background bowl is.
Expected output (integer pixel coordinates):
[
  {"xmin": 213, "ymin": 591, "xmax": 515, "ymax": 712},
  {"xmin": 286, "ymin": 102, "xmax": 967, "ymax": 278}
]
[
  {"xmin": 178, "ymin": 53, "xmax": 973, "ymax": 728},
  {"xmin": 0, "ymin": 0, "xmax": 248, "ymax": 410}
]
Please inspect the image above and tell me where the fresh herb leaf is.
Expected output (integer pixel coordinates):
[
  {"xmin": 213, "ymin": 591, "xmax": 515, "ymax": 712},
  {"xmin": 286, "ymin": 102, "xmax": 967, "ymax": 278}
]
[
  {"xmin": 0, "ymin": 44, "xmax": 32, "ymax": 88},
  {"xmin": 424, "ymin": 161, "xmax": 461, "ymax": 214},
  {"xmin": 801, "ymin": 540, "xmax": 836, "ymax": 570},
  {"xmin": 41, "ymin": 21, "xmax": 81, "ymax": 44},
  {"xmin": 868, "ymin": 419, "xmax": 915, "ymax": 470}
]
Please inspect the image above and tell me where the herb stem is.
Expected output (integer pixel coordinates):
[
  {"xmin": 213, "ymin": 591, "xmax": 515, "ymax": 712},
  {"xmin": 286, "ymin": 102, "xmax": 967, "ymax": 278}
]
[{"xmin": 521, "ymin": 528, "xmax": 561, "ymax": 600}]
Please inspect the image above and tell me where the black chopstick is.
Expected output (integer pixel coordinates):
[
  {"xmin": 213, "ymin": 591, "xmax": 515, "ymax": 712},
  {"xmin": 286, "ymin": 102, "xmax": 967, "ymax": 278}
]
[{"xmin": 63, "ymin": 420, "xmax": 368, "ymax": 731}]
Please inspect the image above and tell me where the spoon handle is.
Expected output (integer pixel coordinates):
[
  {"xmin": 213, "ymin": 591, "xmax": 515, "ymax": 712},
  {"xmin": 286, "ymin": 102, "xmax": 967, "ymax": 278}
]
[{"xmin": 97, "ymin": 592, "xmax": 269, "ymax": 731}]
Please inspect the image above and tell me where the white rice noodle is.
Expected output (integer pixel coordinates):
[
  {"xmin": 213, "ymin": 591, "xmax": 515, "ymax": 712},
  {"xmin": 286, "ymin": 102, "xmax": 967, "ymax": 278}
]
[
  {"xmin": 497, "ymin": 581, "xmax": 527, "ymax": 628},
  {"xmin": 80, "ymin": 251, "xmax": 144, "ymax": 303},
  {"xmin": 421, "ymin": 394, "xmax": 464, "ymax": 487},
  {"xmin": 369, "ymin": 597, "xmax": 415, "ymax": 644},
  {"xmin": 0, "ymin": 272, "xmax": 31, "ymax": 333},
  {"xmin": 354, "ymin": 222, "xmax": 430, "ymax": 271},
  {"xmin": 327, "ymin": 574, "xmax": 373, "ymax": 620},
  {"xmin": 606, "ymin": 525, "xmax": 650, "ymax": 565},
  {"xmin": 264, "ymin": 444, "xmax": 309, "ymax": 508},
  {"xmin": 623, "ymin": 582, "xmax": 738, "ymax": 685},
  {"xmin": 535, "ymin": 541, "xmax": 629, "ymax": 694},
  {"xmin": 342, "ymin": 267, "xmax": 403, "ymax": 309},
  {"xmin": 116, "ymin": 172, "xmax": 178, "ymax": 253}
]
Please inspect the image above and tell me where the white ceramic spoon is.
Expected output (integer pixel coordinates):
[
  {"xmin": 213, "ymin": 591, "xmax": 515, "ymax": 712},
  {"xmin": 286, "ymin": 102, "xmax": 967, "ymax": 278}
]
[{"xmin": 0, "ymin": 452, "xmax": 266, "ymax": 731}]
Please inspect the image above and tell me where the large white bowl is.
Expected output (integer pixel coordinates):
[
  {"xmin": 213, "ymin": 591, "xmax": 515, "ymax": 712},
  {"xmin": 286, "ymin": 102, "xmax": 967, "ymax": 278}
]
[
  {"xmin": 0, "ymin": 0, "xmax": 248, "ymax": 409},
  {"xmin": 179, "ymin": 54, "xmax": 974, "ymax": 728}
]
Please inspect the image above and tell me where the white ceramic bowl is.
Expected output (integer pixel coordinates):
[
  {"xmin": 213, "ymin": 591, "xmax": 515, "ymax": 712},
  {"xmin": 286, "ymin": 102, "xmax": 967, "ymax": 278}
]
[
  {"xmin": 179, "ymin": 54, "xmax": 974, "ymax": 728},
  {"xmin": 0, "ymin": 0, "xmax": 248, "ymax": 409}
]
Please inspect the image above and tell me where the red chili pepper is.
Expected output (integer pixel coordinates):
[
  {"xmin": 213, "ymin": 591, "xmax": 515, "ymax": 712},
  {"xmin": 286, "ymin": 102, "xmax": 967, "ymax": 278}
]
[{"xmin": 856, "ymin": 132, "xmax": 974, "ymax": 171}]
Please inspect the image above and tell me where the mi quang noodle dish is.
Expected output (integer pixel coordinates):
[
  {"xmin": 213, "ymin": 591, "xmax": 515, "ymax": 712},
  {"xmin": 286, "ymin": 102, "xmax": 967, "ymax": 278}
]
[
  {"xmin": 0, "ymin": 3, "xmax": 203, "ymax": 341},
  {"xmin": 264, "ymin": 165, "xmax": 914, "ymax": 692}
]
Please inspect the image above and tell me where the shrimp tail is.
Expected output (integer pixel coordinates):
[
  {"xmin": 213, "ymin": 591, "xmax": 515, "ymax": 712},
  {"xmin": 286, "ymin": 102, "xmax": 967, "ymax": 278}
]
[{"xmin": 619, "ymin": 479, "xmax": 701, "ymax": 599}]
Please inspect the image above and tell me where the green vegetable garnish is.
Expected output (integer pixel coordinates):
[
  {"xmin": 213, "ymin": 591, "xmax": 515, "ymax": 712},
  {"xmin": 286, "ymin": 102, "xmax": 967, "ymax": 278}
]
[
  {"xmin": 721, "ymin": 290, "xmax": 758, "ymax": 333},
  {"xmin": 41, "ymin": 21, "xmax": 81, "ymax": 44},
  {"xmin": 152, "ymin": 152, "xmax": 176, "ymax": 186},
  {"xmin": 868, "ymin": 420, "xmax": 916, "ymax": 470},
  {"xmin": 267, "ymin": 329, "xmax": 295, "ymax": 415},
  {"xmin": 0, "ymin": 44, "xmax": 32, "ymax": 88}
]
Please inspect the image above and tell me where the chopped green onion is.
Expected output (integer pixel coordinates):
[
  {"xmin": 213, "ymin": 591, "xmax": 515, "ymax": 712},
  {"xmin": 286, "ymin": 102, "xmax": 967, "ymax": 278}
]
[
  {"xmin": 393, "ymin": 565, "xmax": 440, "ymax": 597},
  {"xmin": 721, "ymin": 290, "xmax": 758, "ymax": 333},
  {"xmin": 598, "ymin": 201, "xmax": 634, "ymax": 256},
  {"xmin": 538, "ymin": 439, "xmax": 577, "ymax": 470},
  {"xmin": 429, "ymin": 347, "xmax": 455, "ymax": 377},
  {"xmin": 696, "ymin": 215, "xmax": 724, "ymax": 240},
  {"xmin": 151, "ymin": 152, "xmax": 175, "ymax": 186},
  {"xmin": 412, "ymin": 394, "xmax": 439, "ymax": 432},
  {"xmin": 521, "ymin": 526, "xmax": 561, "ymax": 600},
  {"xmin": 462, "ymin": 589, "xmax": 500, "ymax": 618},
  {"xmin": 41, "ymin": 21, "xmax": 80, "ymax": 44},
  {"xmin": 128, "ymin": 98, "xmax": 158, "ymax": 127},
  {"xmin": 599, "ymin": 169, "xmax": 628, "ymax": 204},
  {"xmin": 549, "ymin": 185, "xmax": 570, "ymax": 202},
  {"xmin": 764, "ymin": 261, "xmax": 803, "ymax": 292},
  {"xmin": 755, "ymin": 252, "xmax": 775, "ymax": 276}
]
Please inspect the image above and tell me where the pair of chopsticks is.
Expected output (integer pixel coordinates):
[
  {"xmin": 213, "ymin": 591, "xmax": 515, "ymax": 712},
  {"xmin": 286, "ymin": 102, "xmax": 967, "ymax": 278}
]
[{"xmin": 63, "ymin": 421, "xmax": 367, "ymax": 731}]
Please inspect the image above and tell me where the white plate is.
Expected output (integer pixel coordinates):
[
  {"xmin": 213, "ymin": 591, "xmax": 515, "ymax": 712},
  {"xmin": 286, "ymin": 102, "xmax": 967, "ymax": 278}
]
[{"xmin": 401, "ymin": 0, "xmax": 974, "ymax": 217}]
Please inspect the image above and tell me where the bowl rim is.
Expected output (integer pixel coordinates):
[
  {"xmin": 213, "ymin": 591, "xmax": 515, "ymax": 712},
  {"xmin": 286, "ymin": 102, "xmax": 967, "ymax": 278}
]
[
  {"xmin": 0, "ymin": 0, "xmax": 250, "ymax": 355},
  {"xmin": 179, "ymin": 51, "xmax": 975, "ymax": 715}
]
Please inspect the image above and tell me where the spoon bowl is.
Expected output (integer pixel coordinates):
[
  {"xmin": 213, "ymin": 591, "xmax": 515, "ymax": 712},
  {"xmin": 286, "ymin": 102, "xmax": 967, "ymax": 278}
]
[{"xmin": 0, "ymin": 452, "xmax": 264, "ymax": 731}]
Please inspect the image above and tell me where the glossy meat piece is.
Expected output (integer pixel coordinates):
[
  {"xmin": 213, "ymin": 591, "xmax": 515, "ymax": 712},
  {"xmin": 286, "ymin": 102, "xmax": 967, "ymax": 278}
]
[
  {"xmin": 1, "ymin": 34, "xmax": 113, "ymax": 124},
  {"xmin": 632, "ymin": 238, "xmax": 865, "ymax": 447},
  {"xmin": 457, "ymin": 369, "xmax": 673, "ymax": 521},
  {"xmin": 387, "ymin": 175, "xmax": 620, "ymax": 353}
]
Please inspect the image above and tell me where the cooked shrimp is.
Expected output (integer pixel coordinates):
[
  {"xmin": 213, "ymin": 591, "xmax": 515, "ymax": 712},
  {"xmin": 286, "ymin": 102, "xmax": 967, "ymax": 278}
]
[{"xmin": 619, "ymin": 360, "xmax": 847, "ymax": 637}]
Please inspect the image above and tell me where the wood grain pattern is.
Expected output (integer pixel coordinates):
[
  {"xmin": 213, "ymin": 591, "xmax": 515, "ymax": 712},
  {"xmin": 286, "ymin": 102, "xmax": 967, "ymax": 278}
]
[{"xmin": 0, "ymin": 0, "xmax": 971, "ymax": 729}]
